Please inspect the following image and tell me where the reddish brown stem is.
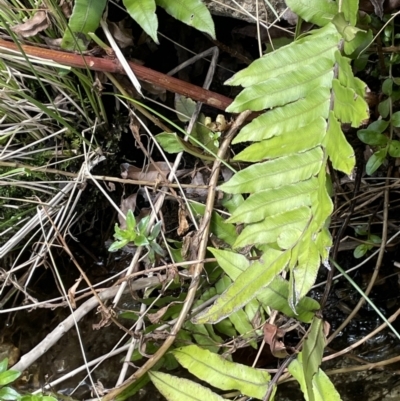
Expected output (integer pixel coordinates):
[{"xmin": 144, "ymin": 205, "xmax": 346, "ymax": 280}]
[{"xmin": 0, "ymin": 39, "xmax": 233, "ymax": 111}]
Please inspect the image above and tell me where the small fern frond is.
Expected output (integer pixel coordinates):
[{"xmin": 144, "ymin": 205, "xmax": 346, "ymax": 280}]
[{"xmin": 195, "ymin": 20, "xmax": 369, "ymax": 323}]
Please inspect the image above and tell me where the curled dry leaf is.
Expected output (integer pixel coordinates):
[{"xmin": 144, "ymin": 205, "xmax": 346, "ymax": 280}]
[
  {"xmin": 59, "ymin": 0, "xmax": 72, "ymax": 18},
  {"xmin": 177, "ymin": 205, "xmax": 190, "ymax": 236},
  {"xmin": 147, "ymin": 302, "xmax": 181, "ymax": 324},
  {"xmin": 263, "ymin": 322, "xmax": 289, "ymax": 359},
  {"xmin": 108, "ymin": 21, "xmax": 133, "ymax": 48},
  {"xmin": 67, "ymin": 276, "xmax": 82, "ymax": 309},
  {"xmin": 11, "ymin": 10, "xmax": 50, "ymax": 38}
]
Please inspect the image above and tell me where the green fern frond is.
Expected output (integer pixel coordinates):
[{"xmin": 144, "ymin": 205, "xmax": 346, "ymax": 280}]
[{"xmin": 195, "ymin": 20, "xmax": 369, "ymax": 323}]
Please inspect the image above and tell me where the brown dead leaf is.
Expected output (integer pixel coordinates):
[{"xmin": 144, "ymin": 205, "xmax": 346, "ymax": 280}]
[
  {"xmin": 147, "ymin": 302, "xmax": 180, "ymax": 324},
  {"xmin": 11, "ymin": 10, "xmax": 50, "ymax": 38},
  {"xmin": 121, "ymin": 162, "xmax": 190, "ymax": 182},
  {"xmin": 263, "ymin": 322, "xmax": 289, "ymax": 359},
  {"xmin": 59, "ymin": 0, "xmax": 72, "ymax": 18},
  {"xmin": 186, "ymin": 171, "xmax": 208, "ymax": 200},
  {"xmin": 118, "ymin": 193, "xmax": 138, "ymax": 229},
  {"xmin": 177, "ymin": 205, "xmax": 189, "ymax": 236}
]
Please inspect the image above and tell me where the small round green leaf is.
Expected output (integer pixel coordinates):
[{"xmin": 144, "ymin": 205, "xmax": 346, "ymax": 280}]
[
  {"xmin": 378, "ymin": 98, "xmax": 390, "ymax": 118},
  {"xmin": 357, "ymin": 130, "xmax": 388, "ymax": 146},
  {"xmin": 0, "ymin": 386, "xmax": 21, "ymax": 400},
  {"xmin": 392, "ymin": 111, "xmax": 400, "ymax": 127},
  {"xmin": 389, "ymin": 140, "xmax": 400, "ymax": 157},
  {"xmin": 368, "ymin": 119, "xmax": 389, "ymax": 133},
  {"xmin": 382, "ymin": 78, "xmax": 393, "ymax": 96},
  {"xmin": 354, "ymin": 244, "xmax": 368, "ymax": 258}
]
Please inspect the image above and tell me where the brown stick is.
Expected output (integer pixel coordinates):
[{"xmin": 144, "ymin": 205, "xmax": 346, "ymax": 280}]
[{"xmin": 0, "ymin": 39, "xmax": 233, "ymax": 111}]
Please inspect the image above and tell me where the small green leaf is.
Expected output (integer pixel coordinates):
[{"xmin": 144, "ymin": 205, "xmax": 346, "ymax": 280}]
[
  {"xmin": 126, "ymin": 209, "xmax": 136, "ymax": 232},
  {"xmin": 354, "ymin": 244, "xmax": 368, "ymax": 258},
  {"xmin": 378, "ymin": 98, "xmax": 390, "ymax": 118},
  {"xmin": 0, "ymin": 359, "xmax": 7, "ymax": 373},
  {"xmin": 134, "ymin": 234, "xmax": 149, "ymax": 247},
  {"xmin": 0, "ymin": 370, "xmax": 21, "ymax": 386},
  {"xmin": 382, "ymin": 78, "xmax": 393, "ymax": 96},
  {"xmin": 108, "ymin": 239, "xmax": 129, "ymax": 252},
  {"xmin": 0, "ymin": 387, "xmax": 21, "ymax": 401},
  {"xmin": 137, "ymin": 215, "xmax": 151, "ymax": 235},
  {"xmin": 228, "ymin": 179, "xmax": 317, "ymax": 225},
  {"xmin": 234, "ymin": 119, "xmax": 325, "ymax": 162},
  {"xmin": 149, "ymin": 221, "xmax": 162, "ymax": 241},
  {"xmin": 357, "ymin": 130, "xmax": 388, "ymax": 146},
  {"xmin": 367, "ymin": 119, "xmax": 389, "ymax": 134},
  {"xmin": 123, "ymin": 0, "xmax": 158, "ymax": 44},
  {"xmin": 389, "ymin": 140, "xmax": 400, "ymax": 157},
  {"xmin": 150, "ymin": 242, "xmax": 165, "ymax": 257},
  {"xmin": 370, "ymin": 234, "xmax": 382, "ymax": 244},
  {"xmin": 392, "ymin": 111, "xmax": 400, "ymax": 127},
  {"xmin": 366, "ymin": 149, "xmax": 386, "ymax": 175},
  {"xmin": 208, "ymin": 248, "xmax": 250, "ymax": 279}
]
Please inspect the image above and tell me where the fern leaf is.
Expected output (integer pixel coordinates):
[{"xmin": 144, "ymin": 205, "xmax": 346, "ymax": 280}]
[
  {"xmin": 257, "ymin": 276, "xmax": 320, "ymax": 323},
  {"xmin": 123, "ymin": 0, "xmax": 158, "ymax": 44},
  {"xmin": 226, "ymin": 61, "xmax": 334, "ymax": 113},
  {"xmin": 234, "ymin": 206, "xmax": 311, "ymax": 249},
  {"xmin": 155, "ymin": 0, "xmax": 215, "ymax": 39},
  {"xmin": 173, "ymin": 345, "xmax": 270, "ymax": 399},
  {"xmin": 210, "ymin": 249, "xmax": 320, "ymax": 323},
  {"xmin": 227, "ymin": 179, "xmax": 318, "ymax": 224},
  {"xmin": 290, "ymin": 236, "xmax": 320, "ymax": 306},
  {"xmin": 234, "ymin": 119, "xmax": 326, "ymax": 162},
  {"xmin": 220, "ymin": 148, "xmax": 323, "ymax": 194},
  {"xmin": 193, "ymin": 249, "xmax": 290, "ymax": 324},
  {"xmin": 149, "ymin": 371, "xmax": 225, "ymax": 401},
  {"xmin": 232, "ymin": 88, "xmax": 330, "ymax": 144},
  {"xmin": 286, "ymin": 0, "xmax": 338, "ymax": 26},
  {"xmin": 332, "ymin": 79, "xmax": 369, "ymax": 126},
  {"xmin": 208, "ymin": 248, "xmax": 250, "ymax": 277},
  {"xmin": 226, "ymin": 24, "xmax": 340, "ymax": 87},
  {"xmin": 325, "ymin": 111, "xmax": 355, "ymax": 174},
  {"xmin": 198, "ymin": 22, "xmax": 369, "ymax": 318}
]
